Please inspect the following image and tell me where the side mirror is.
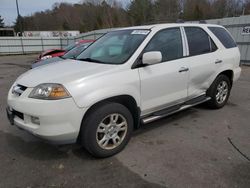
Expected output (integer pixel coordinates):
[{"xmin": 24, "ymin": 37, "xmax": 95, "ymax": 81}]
[{"xmin": 142, "ymin": 51, "xmax": 162, "ymax": 65}]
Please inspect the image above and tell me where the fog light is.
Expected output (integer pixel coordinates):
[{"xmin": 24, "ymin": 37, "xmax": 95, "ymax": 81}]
[{"xmin": 31, "ymin": 116, "xmax": 40, "ymax": 125}]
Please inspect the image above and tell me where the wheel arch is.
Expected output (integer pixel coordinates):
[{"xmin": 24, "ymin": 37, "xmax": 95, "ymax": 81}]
[
  {"xmin": 77, "ymin": 95, "xmax": 141, "ymax": 143},
  {"xmin": 218, "ymin": 69, "xmax": 234, "ymax": 86},
  {"xmin": 207, "ymin": 69, "xmax": 234, "ymax": 96}
]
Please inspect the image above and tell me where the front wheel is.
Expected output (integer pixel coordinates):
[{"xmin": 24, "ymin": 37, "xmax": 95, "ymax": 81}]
[
  {"xmin": 80, "ymin": 103, "xmax": 133, "ymax": 158},
  {"xmin": 206, "ymin": 75, "xmax": 231, "ymax": 109}
]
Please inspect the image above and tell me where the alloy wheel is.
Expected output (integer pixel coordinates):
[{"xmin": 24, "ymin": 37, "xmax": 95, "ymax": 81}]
[
  {"xmin": 216, "ymin": 80, "xmax": 229, "ymax": 104},
  {"xmin": 96, "ymin": 113, "xmax": 128, "ymax": 150}
]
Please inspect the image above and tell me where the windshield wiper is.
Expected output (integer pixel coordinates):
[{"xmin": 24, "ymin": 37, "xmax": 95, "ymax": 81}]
[
  {"xmin": 68, "ymin": 56, "xmax": 76, "ymax": 60},
  {"xmin": 77, "ymin": 58, "xmax": 104, "ymax": 63}
]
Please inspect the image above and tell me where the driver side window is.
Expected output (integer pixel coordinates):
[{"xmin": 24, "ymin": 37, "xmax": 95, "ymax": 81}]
[{"xmin": 144, "ymin": 28, "xmax": 183, "ymax": 62}]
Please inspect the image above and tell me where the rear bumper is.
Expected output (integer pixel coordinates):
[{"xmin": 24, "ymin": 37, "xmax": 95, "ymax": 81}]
[
  {"xmin": 233, "ymin": 67, "xmax": 241, "ymax": 82},
  {"xmin": 7, "ymin": 87, "xmax": 87, "ymax": 144}
]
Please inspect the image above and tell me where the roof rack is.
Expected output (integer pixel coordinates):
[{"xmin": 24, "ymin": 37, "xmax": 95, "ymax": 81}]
[
  {"xmin": 176, "ymin": 19, "xmax": 185, "ymax": 23},
  {"xmin": 199, "ymin": 20, "xmax": 207, "ymax": 24}
]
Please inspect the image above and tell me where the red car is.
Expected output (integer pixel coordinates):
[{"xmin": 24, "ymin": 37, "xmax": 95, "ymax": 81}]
[{"xmin": 37, "ymin": 39, "xmax": 95, "ymax": 61}]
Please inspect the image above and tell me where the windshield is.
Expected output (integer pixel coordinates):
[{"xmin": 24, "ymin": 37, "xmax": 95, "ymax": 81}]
[
  {"xmin": 63, "ymin": 43, "xmax": 77, "ymax": 51},
  {"xmin": 76, "ymin": 29, "xmax": 150, "ymax": 64},
  {"xmin": 62, "ymin": 42, "xmax": 92, "ymax": 59}
]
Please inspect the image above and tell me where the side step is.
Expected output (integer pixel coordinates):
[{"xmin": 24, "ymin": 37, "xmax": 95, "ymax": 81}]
[{"xmin": 142, "ymin": 96, "xmax": 211, "ymax": 124}]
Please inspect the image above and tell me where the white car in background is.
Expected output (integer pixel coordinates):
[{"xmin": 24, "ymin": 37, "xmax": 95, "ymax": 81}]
[{"xmin": 7, "ymin": 23, "xmax": 241, "ymax": 158}]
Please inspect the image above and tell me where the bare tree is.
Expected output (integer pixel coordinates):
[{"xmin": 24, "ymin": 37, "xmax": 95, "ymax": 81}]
[
  {"xmin": 245, "ymin": 0, "xmax": 250, "ymax": 15},
  {"xmin": 14, "ymin": 0, "xmax": 249, "ymax": 32},
  {"xmin": 154, "ymin": 0, "xmax": 180, "ymax": 22},
  {"xmin": 0, "ymin": 15, "xmax": 5, "ymax": 28}
]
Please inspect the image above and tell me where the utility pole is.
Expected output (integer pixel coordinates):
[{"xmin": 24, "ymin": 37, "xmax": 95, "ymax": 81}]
[
  {"xmin": 16, "ymin": 0, "xmax": 20, "ymax": 17},
  {"xmin": 16, "ymin": 0, "xmax": 22, "ymax": 36}
]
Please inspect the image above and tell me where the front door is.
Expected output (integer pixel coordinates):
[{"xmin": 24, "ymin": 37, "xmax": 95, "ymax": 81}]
[{"xmin": 139, "ymin": 27, "xmax": 189, "ymax": 115}]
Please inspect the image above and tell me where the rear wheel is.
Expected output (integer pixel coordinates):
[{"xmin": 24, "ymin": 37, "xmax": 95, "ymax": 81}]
[
  {"xmin": 206, "ymin": 74, "xmax": 231, "ymax": 109},
  {"xmin": 81, "ymin": 102, "xmax": 133, "ymax": 158}
]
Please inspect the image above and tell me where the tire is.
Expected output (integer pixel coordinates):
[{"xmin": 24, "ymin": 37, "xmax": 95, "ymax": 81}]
[
  {"xmin": 80, "ymin": 102, "xmax": 133, "ymax": 158},
  {"xmin": 206, "ymin": 74, "xmax": 231, "ymax": 109}
]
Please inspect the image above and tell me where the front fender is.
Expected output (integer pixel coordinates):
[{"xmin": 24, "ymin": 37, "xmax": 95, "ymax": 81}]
[
  {"xmin": 76, "ymin": 85, "xmax": 140, "ymax": 108},
  {"xmin": 65, "ymin": 69, "xmax": 141, "ymax": 108}
]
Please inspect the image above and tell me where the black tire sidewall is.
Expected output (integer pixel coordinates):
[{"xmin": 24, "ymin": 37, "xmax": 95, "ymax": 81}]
[
  {"xmin": 81, "ymin": 102, "xmax": 133, "ymax": 158},
  {"xmin": 207, "ymin": 75, "xmax": 231, "ymax": 109}
]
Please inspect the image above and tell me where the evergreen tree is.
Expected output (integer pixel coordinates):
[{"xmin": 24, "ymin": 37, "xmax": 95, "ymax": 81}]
[
  {"xmin": 128, "ymin": 0, "xmax": 154, "ymax": 25},
  {"xmin": 14, "ymin": 15, "xmax": 23, "ymax": 35}
]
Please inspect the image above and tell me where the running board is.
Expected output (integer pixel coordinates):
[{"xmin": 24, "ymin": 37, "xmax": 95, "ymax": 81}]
[{"xmin": 142, "ymin": 96, "xmax": 211, "ymax": 124}]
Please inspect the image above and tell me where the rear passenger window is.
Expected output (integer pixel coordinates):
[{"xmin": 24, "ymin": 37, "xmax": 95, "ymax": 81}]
[
  {"xmin": 185, "ymin": 27, "xmax": 215, "ymax": 56},
  {"xmin": 208, "ymin": 27, "xmax": 237, "ymax": 49},
  {"xmin": 144, "ymin": 28, "xmax": 183, "ymax": 62}
]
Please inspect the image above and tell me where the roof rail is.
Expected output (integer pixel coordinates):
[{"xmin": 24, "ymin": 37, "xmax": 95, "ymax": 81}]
[
  {"xmin": 199, "ymin": 20, "xmax": 207, "ymax": 24},
  {"xmin": 176, "ymin": 19, "xmax": 185, "ymax": 23}
]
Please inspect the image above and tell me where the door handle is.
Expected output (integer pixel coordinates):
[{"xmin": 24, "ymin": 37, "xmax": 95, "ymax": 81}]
[
  {"xmin": 179, "ymin": 67, "xmax": 189, "ymax": 73},
  {"xmin": 215, "ymin": 59, "xmax": 223, "ymax": 64}
]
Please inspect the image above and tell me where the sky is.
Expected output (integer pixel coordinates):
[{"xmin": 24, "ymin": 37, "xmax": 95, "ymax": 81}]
[{"xmin": 0, "ymin": 0, "xmax": 130, "ymax": 26}]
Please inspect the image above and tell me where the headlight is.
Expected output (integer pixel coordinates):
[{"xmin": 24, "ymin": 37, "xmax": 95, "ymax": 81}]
[
  {"xmin": 41, "ymin": 55, "xmax": 52, "ymax": 60},
  {"xmin": 29, "ymin": 83, "xmax": 71, "ymax": 100}
]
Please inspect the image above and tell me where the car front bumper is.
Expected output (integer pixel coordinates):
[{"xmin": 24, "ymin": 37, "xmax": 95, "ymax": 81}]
[{"xmin": 7, "ymin": 87, "xmax": 86, "ymax": 144}]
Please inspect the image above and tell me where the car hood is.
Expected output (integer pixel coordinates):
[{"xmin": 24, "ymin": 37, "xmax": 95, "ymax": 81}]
[
  {"xmin": 41, "ymin": 49, "xmax": 64, "ymax": 56},
  {"xmin": 32, "ymin": 57, "xmax": 63, "ymax": 68},
  {"xmin": 17, "ymin": 59, "xmax": 116, "ymax": 87}
]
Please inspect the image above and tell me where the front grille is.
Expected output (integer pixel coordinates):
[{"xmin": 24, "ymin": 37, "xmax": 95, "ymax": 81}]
[
  {"xmin": 13, "ymin": 109, "xmax": 24, "ymax": 120},
  {"xmin": 12, "ymin": 84, "xmax": 27, "ymax": 96}
]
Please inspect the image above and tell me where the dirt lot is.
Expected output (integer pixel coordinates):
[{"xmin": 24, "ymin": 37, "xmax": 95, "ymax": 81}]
[{"xmin": 0, "ymin": 55, "xmax": 249, "ymax": 188}]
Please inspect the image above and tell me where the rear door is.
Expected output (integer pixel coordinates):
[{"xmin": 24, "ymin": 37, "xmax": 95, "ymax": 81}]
[
  {"xmin": 183, "ymin": 27, "xmax": 219, "ymax": 99},
  {"xmin": 208, "ymin": 26, "xmax": 240, "ymax": 68},
  {"xmin": 139, "ymin": 27, "xmax": 189, "ymax": 115}
]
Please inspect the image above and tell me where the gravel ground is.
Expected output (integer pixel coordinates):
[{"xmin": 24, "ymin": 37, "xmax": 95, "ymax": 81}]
[{"xmin": 0, "ymin": 55, "xmax": 249, "ymax": 188}]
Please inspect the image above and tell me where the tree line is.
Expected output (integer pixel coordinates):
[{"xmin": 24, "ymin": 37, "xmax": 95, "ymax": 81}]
[
  {"xmin": 0, "ymin": 15, "xmax": 5, "ymax": 28},
  {"xmin": 11, "ymin": 0, "xmax": 250, "ymax": 33}
]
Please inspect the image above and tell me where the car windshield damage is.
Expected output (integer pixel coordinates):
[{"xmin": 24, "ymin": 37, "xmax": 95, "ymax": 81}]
[{"xmin": 76, "ymin": 29, "xmax": 150, "ymax": 64}]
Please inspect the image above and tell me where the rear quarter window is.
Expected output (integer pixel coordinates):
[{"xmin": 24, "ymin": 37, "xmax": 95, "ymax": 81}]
[{"xmin": 208, "ymin": 27, "xmax": 237, "ymax": 49}]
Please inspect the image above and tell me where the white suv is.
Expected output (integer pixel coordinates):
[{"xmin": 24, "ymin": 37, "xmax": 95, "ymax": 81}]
[{"xmin": 7, "ymin": 23, "xmax": 241, "ymax": 157}]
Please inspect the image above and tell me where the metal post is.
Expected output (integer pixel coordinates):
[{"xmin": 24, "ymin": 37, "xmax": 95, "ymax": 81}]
[
  {"xmin": 16, "ymin": 0, "xmax": 20, "ymax": 16},
  {"xmin": 60, "ymin": 37, "xmax": 62, "ymax": 49},
  {"xmin": 20, "ymin": 37, "xmax": 24, "ymax": 54},
  {"xmin": 16, "ymin": 0, "xmax": 23, "ymax": 35},
  {"xmin": 41, "ymin": 37, "xmax": 44, "ymax": 51}
]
